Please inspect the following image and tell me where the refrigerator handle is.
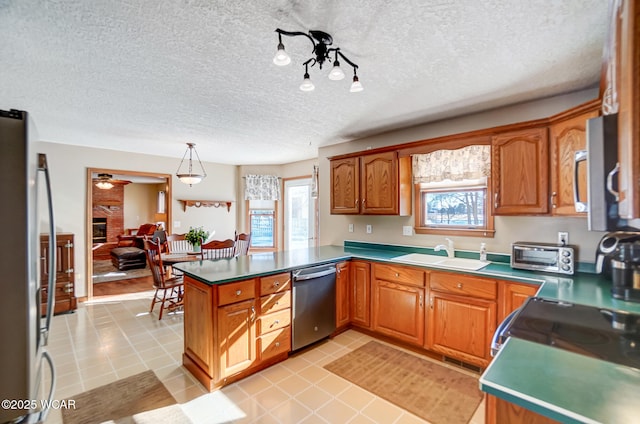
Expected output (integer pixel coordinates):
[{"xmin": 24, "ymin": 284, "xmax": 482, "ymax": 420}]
[
  {"xmin": 38, "ymin": 154, "xmax": 56, "ymax": 345},
  {"xmin": 38, "ymin": 351, "xmax": 56, "ymax": 422}
]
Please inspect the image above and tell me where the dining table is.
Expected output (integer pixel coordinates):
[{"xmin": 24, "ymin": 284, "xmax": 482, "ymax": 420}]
[
  {"xmin": 161, "ymin": 252, "xmax": 201, "ymax": 278},
  {"xmin": 161, "ymin": 252, "xmax": 202, "ymax": 266}
]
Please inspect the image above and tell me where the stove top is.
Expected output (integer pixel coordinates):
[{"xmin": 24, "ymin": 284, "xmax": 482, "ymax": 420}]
[{"xmin": 506, "ymin": 297, "xmax": 640, "ymax": 369}]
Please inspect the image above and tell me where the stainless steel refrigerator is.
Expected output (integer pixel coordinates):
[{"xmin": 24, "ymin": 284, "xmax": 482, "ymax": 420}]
[{"xmin": 0, "ymin": 109, "xmax": 56, "ymax": 423}]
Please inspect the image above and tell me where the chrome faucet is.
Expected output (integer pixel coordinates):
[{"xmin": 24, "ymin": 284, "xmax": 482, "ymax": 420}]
[{"xmin": 434, "ymin": 238, "xmax": 455, "ymax": 258}]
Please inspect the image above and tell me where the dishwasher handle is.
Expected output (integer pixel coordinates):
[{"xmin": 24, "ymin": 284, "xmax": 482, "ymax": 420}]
[{"xmin": 293, "ymin": 266, "xmax": 337, "ymax": 281}]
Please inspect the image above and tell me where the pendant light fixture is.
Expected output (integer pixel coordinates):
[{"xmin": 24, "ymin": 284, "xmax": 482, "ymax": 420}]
[
  {"xmin": 176, "ymin": 143, "xmax": 207, "ymax": 186},
  {"xmin": 273, "ymin": 29, "xmax": 362, "ymax": 93},
  {"xmin": 95, "ymin": 173, "xmax": 114, "ymax": 190}
]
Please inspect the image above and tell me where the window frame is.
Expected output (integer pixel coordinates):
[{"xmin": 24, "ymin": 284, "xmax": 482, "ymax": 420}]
[
  {"xmin": 245, "ymin": 200, "xmax": 279, "ymax": 251},
  {"xmin": 412, "ymin": 140, "xmax": 495, "ymax": 238}
]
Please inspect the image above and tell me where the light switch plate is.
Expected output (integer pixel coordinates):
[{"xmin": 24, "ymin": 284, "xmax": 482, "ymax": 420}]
[
  {"xmin": 174, "ymin": 221, "xmax": 181, "ymax": 228},
  {"xmin": 348, "ymin": 224, "xmax": 354, "ymax": 233},
  {"xmin": 366, "ymin": 225, "xmax": 372, "ymax": 234}
]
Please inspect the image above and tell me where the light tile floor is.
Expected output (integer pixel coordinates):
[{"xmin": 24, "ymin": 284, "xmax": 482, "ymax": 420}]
[{"xmin": 44, "ymin": 291, "xmax": 485, "ymax": 424}]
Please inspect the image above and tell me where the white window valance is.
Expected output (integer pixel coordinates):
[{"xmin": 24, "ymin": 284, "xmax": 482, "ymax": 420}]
[
  {"xmin": 244, "ymin": 175, "xmax": 281, "ymax": 200},
  {"xmin": 412, "ymin": 145, "xmax": 491, "ymax": 184}
]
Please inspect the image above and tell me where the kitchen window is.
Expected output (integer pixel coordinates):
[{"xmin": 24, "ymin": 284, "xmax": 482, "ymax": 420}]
[
  {"xmin": 247, "ymin": 200, "xmax": 277, "ymax": 250},
  {"xmin": 413, "ymin": 145, "xmax": 495, "ymax": 237}
]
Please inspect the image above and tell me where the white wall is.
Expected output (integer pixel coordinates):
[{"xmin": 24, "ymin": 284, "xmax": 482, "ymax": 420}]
[
  {"xmin": 318, "ymin": 89, "xmax": 607, "ymax": 263},
  {"xmin": 35, "ymin": 142, "xmax": 237, "ymax": 298}
]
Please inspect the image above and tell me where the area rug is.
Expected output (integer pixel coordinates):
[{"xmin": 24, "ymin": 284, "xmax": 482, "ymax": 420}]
[
  {"xmin": 324, "ymin": 341, "xmax": 483, "ymax": 424},
  {"xmin": 61, "ymin": 370, "xmax": 189, "ymax": 424},
  {"xmin": 93, "ymin": 259, "xmax": 151, "ymax": 283}
]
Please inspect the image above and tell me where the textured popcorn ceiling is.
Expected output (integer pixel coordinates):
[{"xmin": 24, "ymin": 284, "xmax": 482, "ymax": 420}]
[{"xmin": 0, "ymin": 0, "xmax": 608, "ymax": 165}]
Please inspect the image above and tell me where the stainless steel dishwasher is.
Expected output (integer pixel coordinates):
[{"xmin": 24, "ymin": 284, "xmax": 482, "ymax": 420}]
[{"xmin": 292, "ymin": 264, "xmax": 337, "ymax": 351}]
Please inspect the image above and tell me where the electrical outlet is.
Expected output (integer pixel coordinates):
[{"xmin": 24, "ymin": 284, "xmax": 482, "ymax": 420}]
[
  {"xmin": 558, "ymin": 231, "xmax": 569, "ymax": 245},
  {"xmin": 348, "ymin": 223, "xmax": 354, "ymax": 233},
  {"xmin": 366, "ymin": 225, "xmax": 372, "ymax": 234},
  {"xmin": 174, "ymin": 221, "xmax": 181, "ymax": 228},
  {"xmin": 403, "ymin": 226, "xmax": 413, "ymax": 236}
]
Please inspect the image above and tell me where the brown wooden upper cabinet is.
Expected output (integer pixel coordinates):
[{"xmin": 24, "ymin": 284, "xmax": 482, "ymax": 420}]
[
  {"xmin": 549, "ymin": 108, "xmax": 600, "ymax": 216},
  {"xmin": 330, "ymin": 151, "xmax": 411, "ymax": 215},
  {"xmin": 614, "ymin": 0, "xmax": 640, "ymax": 220},
  {"xmin": 492, "ymin": 127, "xmax": 549, "ymax": 215}
]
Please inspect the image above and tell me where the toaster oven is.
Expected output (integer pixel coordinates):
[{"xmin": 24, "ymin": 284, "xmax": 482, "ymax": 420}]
[{"xmin": 511, "ymin": 242, "xmax": 575, "ymax": 275}]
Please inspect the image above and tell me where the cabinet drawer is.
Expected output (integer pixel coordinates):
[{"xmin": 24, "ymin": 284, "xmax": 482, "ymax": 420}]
[
  {"xmin": 260, "ymin": 291, "xmax": 291, "ymax": 315},
  {"xmin": 430, "ymin": 272, "xmax": 497, "ymax": 300},
  {"xmin": 217, "ymin": 279, "xmax": 256, "ymax": 306},
  {"xmin": 258, "ymin": 309, "xmax": 291, "ymax": 336},
  {"xmin": 260, "ymin": 272, "xmax": 291, "ymax": 296},
  {"xmin": 373, "ymin": 263, "xmax": 425, "ymax": 287},
  {"xmin": 259, "ymin": 326, "xmax": 291, "ymax": 360}
]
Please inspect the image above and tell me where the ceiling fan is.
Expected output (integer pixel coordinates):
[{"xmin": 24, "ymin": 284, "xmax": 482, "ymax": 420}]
[{"xmin": 93, "ymin": 173, "xmax": 131, "ymax": 190}]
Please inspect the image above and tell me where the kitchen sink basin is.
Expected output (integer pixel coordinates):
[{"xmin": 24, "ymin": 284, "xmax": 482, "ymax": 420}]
[
  {"xmin": 393, "ymin": 253, "xmax": 444, "ymax": 264},
  {"xmin": 393, "ymin": 253, "xmax": 489, "ymax": 271},
  {"xmin": 434, "ymin": 258, "xmax": 489, "ymax": 270}
]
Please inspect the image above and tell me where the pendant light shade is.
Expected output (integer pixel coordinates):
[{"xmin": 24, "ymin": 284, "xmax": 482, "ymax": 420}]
[{"xmin": 176, "ymin": 143, "xmax": 207, "ymax": 186}]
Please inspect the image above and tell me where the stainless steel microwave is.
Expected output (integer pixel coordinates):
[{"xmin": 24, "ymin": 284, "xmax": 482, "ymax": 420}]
[{"xmin": 511, "ymin": 242, "xmax": 575, "ymax": 275}]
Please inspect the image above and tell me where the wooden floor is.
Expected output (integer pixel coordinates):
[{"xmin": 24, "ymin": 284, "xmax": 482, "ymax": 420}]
[{"xmin": 92, "ymin": 276, "xmax": 154, "ymax": 297}]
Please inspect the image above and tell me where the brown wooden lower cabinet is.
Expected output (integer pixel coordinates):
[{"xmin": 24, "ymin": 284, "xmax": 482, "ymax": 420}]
[
  {"xmin": 371, "ymin": 263, "xmax": 425, "ymax": 346},
  {"xmin": 336, "ymin": 261, "xmax": 351, "ymax": 329},
  {"xmin": 486, "ymin": 394, "xmax": 559, "ymax": 424},
  {"xmin": 426, "ymin": 272, "xmax": 497, "ymax": 368},
  {"xmin": 350, "ymin": 261, "xmax": 371, "ymax": 328},
  {"xmin": 183, "ymin": 273, "xmax": 291, "ymax": 390},
  {"xmin": 40, "ymin": 233, "xmax": 77, "ymax": 316}
]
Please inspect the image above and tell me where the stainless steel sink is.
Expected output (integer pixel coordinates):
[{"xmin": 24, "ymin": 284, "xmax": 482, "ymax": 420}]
[{"xmin": 393, "ymin": 253, "xmax": 489, "ymax": 271}]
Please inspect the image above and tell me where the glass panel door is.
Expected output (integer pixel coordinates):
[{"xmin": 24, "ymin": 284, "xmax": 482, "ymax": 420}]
[{"xmin": 284, "ymin": 178, "xmax": 317, "ymax": 250}]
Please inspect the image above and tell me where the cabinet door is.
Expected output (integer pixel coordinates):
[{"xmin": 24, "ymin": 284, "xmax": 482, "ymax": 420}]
[
  {"xmin": 330, "ymin": 157, "xmax": 360, "ymax": 214},
  {"xmin": 372, "ymin": 279, "xmax": 425, "ymax": 346},
  {"xmin": 427, "ymin": 291, "xmax": 496, "ymax": 367},
  {"xmin": 218, "ymin": 299, "xmax": 256, "ymax": 378},
  {"xmin": 40, "ymin": 234, "xmax": 76, "ymax": 315},
  {"xmin": 360, "ymin": 152, "xmax": 399, "ymax": 214},
  {"xmin": 549, "ymin": 109, "xmax": 599, "ymax": 216},
  {"xmin": 350, "ymin": 261, "xmax": 371, "ymax": 328},
  {"xmin": 492, "ymin": 128, "xmax": 549, "ymax": 215},
  {"xmin": 500, "ymin": 282, "xmax": 538, "ymax": 322},
  {"xmin": 617, "ymin": 0, "xmax": 640, "ymax": 219},
  {"xmin": 336, "ymin": 261, "xmax": 351, "ymax": 328},
  {"xmin": 184, "ymin": 277, "xmax": 215, "ymax": 378}
]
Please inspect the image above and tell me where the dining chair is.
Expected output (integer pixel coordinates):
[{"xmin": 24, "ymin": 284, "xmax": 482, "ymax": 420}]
[
  {"xmin": 144, "ymin": 239, "xmax": 184, "ymax": 320},
  {"xmin": 201, "ymin": 239, "xmax": 235, "ymax": 260},
  {"xmin": 234, "ymin": 231, "xmax": 251, "ymax": 256},
  {"xmin": 151, "ymin": 230, "xmax": 169, "ymax": 253},
  {"xmin": 166, "ymin": 233, "xmax": 191, "ymax": 254}
]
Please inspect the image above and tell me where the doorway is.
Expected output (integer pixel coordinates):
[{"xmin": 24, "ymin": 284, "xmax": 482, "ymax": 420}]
[
  {"xmin": 86, "ymin": 168, "xmax": 172, "ymax": 299},
  {"xmin": 284, "ymin": 177, "xmax": 318, "ymax": 250}
]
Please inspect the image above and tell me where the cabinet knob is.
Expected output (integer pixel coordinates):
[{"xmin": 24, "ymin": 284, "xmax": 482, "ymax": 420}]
[
  {"xmin": 395, "ymin": 272, "xmax": 400, "ymax": 277},
  {"xmin": 274, "ymin": 281, "xmax": 280, "ymax": 287},
  {"xmin": 457, "ymin": 283, "xmax": 463, "ymax": 289},
  {"xmin": 274, "ymin": 320, "xmax": 280, "ymax": 325},
  {"xmin": 236, "ymin": 290, "xmax": 242, "ymax": 296},
  {"xmin": 275, "ymin": 342, "xmax": 280, "ymax": 348}
]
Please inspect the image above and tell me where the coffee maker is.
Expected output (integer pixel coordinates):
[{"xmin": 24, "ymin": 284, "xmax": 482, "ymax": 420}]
[{"xmin": 595, "ymin": 231, "xmax": 640, "ymax": 302}]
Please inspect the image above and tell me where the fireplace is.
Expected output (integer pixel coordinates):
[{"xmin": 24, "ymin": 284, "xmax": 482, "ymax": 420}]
[{"xmin": 92, "ymin": 218, "xmax": 107, "ymax": 243}]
